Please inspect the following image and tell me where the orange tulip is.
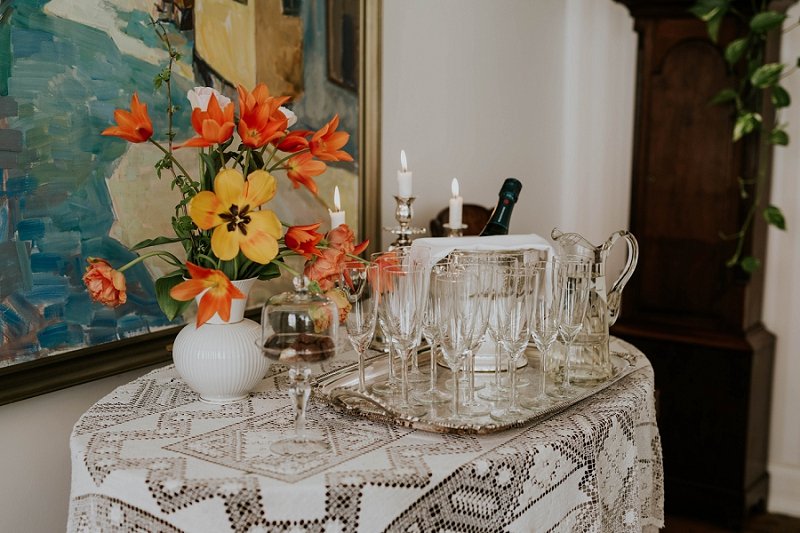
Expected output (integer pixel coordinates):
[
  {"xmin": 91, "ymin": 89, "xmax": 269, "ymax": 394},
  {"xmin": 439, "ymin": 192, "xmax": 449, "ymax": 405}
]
[
  {"xmin": 237, "ymin": 84, "xmax": 289, "ymax": 149},
  {"xmin": 327, "ymin": 223, "xmax": 369, "ymax": 256},
  {"xmin": 170, "ymin": 262, "xmax": 245, "ymax": 327},
  {"xmin": 178, "ymin": 93, "xmax": 235, "ymax": 148},
  {"xmin": 309, "ymin": 115, "xmax": 353, "ymax": 162},
  {"xmin": 189, "ymin": 169, "xmax": 282, "ymax": 264},
  {"xmin": 82, "ymin": 258, "xmax": 128, "ymax": 307},
  {"xmin": 274, "ymin": 130, "xmax": 311, "ymax": 153},
  {"xmin": 285, "ymin": 222, "xmax": 324, "ymax": 259},
  {"xmin": 101, "ymin": 93, "xmax": 153, "ymax": 143},
  {"xmin": 285, "ymin": 153, "xmax": 326, "ymax": 195}
]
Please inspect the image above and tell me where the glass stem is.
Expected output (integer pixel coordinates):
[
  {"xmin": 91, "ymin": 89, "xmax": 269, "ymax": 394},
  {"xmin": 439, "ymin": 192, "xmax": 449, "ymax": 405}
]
[
  {"xmin": 428, "ymin": 342, "xmax": 438, "ymax": 392},
  {"xmin": 509, "ymin": 356, "xmax": 518, "ymax": 411},
  {"xmin": 386, "ymin": 342, "xmax": 397, "ymax": 385},
  {"xmin": 400, "ymin": 348, "xmax": 410, "ymax": 407},
  {"xmin": 493, "ymin": 342, "xmax": 502, "ymax": 391},
  {"xmin": 452, "ymin": 365, "xmax": 461, "ymax": 417},
  {"xmin": 467, "ymin": 350, "xmax": 477, "ymax": 402},
  {"xmin": 564, "ymin": 342, "xmax": 572, "ymax": 389},
  {"xmin": 290, "ymin": 366, "xmax": 311, "ymax": 442},
  {"xmin": 539, "ymin": 348, "xmax": 548, "ymax": 398},
  {"xmin": 358, "ymin": 348, "xmax": 367, "ymax": 393}
]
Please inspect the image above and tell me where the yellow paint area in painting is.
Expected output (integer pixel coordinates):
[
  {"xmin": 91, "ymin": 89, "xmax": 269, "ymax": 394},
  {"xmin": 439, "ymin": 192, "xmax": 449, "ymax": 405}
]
[
  {"xmin": 194, "ymin": 0, "xmax": 256, "ymax": 88},
  {"xmin": 194, "ymin": 0, "xmax": 303, "ymax": 98}
]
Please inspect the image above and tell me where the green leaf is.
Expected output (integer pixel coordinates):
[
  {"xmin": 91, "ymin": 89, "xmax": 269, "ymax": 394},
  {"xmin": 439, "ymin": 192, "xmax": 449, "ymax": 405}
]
[
  {"xmin": 749, "ymin": 11, "xmax": 787, "ymax": 33},
  {"xmin": 733, "ymin": 112, "xmax": 761, "ymax": 141},
  {"xmin": 689, "ymin": 0, "xmax": 730, "ymax": 41},
  {"xmin": 764, "ymin": 205, "xmax": 787, "ymax": 230},
  {"xmin": 724, "ymin": 38, "xmax": 748, "ymax": 65},
  {"xmin": 155, "ymin": 275, "xmax": 192, "ymax": 321},
  {"xmin": 707, "ymin": 15, "xmax": 724, "ymax": 43},
  {"xmin": 769, "ymin": 127, "xmax": 789, "ymax": 146},
  {"xmin": 740, "ymin": 256, "xmax": 761, "ymax": 273},
  {"xmin": 130, "ymin": 235, "xmax": 186, "ymax": 251},
  {"xmin": 709, "ymin": 88, "xmax": 739, "ymax": 106},
  {"xmin": 257, "ymin": 262, "xmax": 282, "ymax": 281},
  {"xmin": 772, "ymin": 85, "xmax": 791, "ymax": 108},
  {"xmin": 751, "ymin": 63, "xmax": 784, "ymax": 89}
]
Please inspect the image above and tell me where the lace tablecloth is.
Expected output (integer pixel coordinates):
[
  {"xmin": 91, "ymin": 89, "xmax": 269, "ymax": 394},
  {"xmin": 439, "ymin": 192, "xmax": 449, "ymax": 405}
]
[{"xmin": 68, "ymin": 342, "xmax": 664, "ymax": 532}]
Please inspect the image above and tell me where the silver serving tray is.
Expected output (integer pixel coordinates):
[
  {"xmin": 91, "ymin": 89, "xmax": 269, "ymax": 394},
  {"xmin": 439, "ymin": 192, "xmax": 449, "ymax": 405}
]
[{"xmin": 313, "ymin": 337, "xmax": 647, "ymax": 434}]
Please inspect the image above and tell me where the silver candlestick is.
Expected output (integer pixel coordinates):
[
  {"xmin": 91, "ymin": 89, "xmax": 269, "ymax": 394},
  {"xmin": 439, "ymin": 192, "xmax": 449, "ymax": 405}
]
[
  {"xmin": 442, "ymin": 223, "xmax": 467, "ymax": 237},
  {"xmin": 384, "ymin": 196, "xmax": 426, "ymax": 250}
]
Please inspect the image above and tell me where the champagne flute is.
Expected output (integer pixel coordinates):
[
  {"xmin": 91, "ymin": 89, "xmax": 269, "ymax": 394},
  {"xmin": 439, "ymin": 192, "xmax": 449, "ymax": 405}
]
[
  {"xmin": 549, "ymin": 257, "xmax": 593, "ymax": 399},
  {"xmin": 433, "ymin": 266, "xmax": 474, "ymax": 422},
  {"xmin": 490, "ymin": 265, "xmax": 534, "ymax": 422},
  {"xmin": 376, "ymin": 263, "xmax": 429, "ymax": 417},
  {"xmin": 520, "ymin": 259, "xmax": 559, "ymax": 409},
  {"xmin": 413, "ymin": 269, "xmax": 450, "ymax": 404},
  {"xmin": 339, "ymin": 261, "xmax": 378, "ymax": 393},
  {"xmin": 478, "ymin": 254, "xmax": 520, "ymax": 401},
  {"xmin": 369, "ymin": 250, "xmax": 403, "ymax": 396}
]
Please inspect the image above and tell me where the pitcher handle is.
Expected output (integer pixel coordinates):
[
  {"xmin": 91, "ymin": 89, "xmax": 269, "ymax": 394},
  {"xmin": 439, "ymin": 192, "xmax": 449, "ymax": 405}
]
[{"xmin": 602, "ymin": 230, "xmax": 639, "ymax": 326}]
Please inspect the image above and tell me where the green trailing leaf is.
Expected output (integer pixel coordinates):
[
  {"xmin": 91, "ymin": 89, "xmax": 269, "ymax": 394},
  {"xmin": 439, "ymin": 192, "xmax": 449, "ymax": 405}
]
[
  {"xmin": 740, "ymin": 256, "xmax": 761, "ymax": 273},
  {"xmin": 130, "ymin": 235, "xmax": 186, "ymax": 251},
  {"xmin": 709, "ymin": 88, "xmax": 739, "ymax": 106},
  {"xmin": 769, "ymin": 127, "xmax": 789, "ymax": 146},
  {"xmin": 155, "ymin": 275, "xmax": 192, "ymax": 321},
  {"xmin": 724, "ymin": 38, "xmax": 748, "ymax": 65},
  {"xmin": 749, "ymin": 11, "xmax": 787, "ymax": 33},
  {"xmin": 733, "ymin": 112, "xmax": 761, "ymax": 141},
  {"xmin": 689, "ymin": 0, "xmax": 730, "ymax": 41},
  {"xmin": 772, "ymin": 85, "xmax": 791, "ymax": 108},
  {"xmin": 764, "ymin": 205, "xmax": 787, "ymax": 230},
  {"xmin": 751, "ymin": 63, "xmax": 784, "ymax": 89}
]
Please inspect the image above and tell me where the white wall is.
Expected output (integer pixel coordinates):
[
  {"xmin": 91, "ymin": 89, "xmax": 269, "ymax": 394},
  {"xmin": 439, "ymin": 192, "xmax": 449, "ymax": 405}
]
[
  {"xmin": 764, "ymin": 3, "xmax": 800, "ymax": 517},
  {"xmin": 0, "ymin": 366, "xmax": 158, "ymax": 533},
  {"xmin": 0, "ymin": 2, "xmax": 796, "ymax": 531}
]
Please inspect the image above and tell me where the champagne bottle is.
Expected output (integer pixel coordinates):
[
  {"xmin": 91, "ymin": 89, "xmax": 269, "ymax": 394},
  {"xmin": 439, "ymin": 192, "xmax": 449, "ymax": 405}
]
[{"xmin": 479, "ymin": 178, "xmax": 522, "ymax": 236}]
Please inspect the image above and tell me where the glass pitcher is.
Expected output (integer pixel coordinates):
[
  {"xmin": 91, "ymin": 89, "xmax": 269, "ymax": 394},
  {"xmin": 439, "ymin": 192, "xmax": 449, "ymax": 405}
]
[{"xmin": 550, "ymin": 228, "xmax": 639, "ymax": 385}]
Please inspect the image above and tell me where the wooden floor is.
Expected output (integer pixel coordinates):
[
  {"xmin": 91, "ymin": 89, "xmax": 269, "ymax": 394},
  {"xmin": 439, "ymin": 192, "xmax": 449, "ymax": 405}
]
[{"xmin": 664, "ymin": 513, "xmax": 800, "ymax": 532}]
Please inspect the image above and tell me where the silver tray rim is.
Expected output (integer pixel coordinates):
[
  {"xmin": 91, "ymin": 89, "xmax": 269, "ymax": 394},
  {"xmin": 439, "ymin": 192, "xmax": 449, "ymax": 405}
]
[{"xmin": 312, "ymin": 336, "xmax": 649, "ymax": 435}]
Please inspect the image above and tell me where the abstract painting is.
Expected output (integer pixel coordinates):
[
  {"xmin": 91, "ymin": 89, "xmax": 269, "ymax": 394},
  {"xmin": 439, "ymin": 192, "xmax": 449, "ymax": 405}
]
[{"xmin": 0, "ymin": 0, "xmax": 376, "ymax": 403}]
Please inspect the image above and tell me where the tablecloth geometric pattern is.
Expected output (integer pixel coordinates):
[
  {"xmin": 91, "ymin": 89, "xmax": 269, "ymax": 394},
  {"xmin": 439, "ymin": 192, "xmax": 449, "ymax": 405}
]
[{"xmin": 68, "ymin": 341, "xmax": 664, "ymax": 533}]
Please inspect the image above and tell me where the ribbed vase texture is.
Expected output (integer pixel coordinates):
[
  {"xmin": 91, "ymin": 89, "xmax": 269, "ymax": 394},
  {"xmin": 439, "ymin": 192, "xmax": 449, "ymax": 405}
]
[{"xmin": 172, "ymin": 278, "xmax": 268, "ymax": 403}]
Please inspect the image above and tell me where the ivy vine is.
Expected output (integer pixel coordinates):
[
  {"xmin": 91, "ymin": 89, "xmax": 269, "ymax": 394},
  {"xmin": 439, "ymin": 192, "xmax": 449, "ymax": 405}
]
[{"xmin": 690, "ymin": 0, "xmax": 791, "ymax": 273}]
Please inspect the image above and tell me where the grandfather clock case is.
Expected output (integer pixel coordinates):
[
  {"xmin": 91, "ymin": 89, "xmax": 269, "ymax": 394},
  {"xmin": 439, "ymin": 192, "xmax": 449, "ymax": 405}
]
[{"xmin": 612, "ymin": 0, "xmax": 786, "ymax": 527}]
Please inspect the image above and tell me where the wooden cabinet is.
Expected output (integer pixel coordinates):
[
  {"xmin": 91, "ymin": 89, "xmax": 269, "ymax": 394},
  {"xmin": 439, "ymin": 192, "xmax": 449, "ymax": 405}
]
[{"xmin": 611, "ymin": 0, "xmax": 785, "ymax": 527}]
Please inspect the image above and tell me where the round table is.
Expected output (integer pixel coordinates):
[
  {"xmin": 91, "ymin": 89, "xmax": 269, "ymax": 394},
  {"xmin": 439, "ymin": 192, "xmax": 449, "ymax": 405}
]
[{"xmin": 68, "ymin": 339, "xmax": 664, "ymax": 532}]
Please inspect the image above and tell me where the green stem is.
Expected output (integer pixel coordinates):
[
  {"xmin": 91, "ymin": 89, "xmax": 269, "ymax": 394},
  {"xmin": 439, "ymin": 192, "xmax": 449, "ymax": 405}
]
[
  {"xmin": 117, "ymin": 250, "xmax": 183, "ymax": 273},
  {"xmin": 148, "ymin": 139, "xmax": 194, "ymax": 186},
  {"xmin": 267, "ymin": 148, "xmax": 310, "ymax": 173},
  {"xmin": 273, "ymin": 258, "xmax": 301, "ymax": 277}
]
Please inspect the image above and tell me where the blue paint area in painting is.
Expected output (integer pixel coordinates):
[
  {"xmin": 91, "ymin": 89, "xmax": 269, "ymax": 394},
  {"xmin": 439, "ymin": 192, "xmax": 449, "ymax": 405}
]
[
  {"xmin": 16, "ymin": 218, "xmax": 46, "ymax": 241},
  {"xmin": 0, "ymin": 304, "xmax": 26, "ymax": 338},
  {"xmin": 38, "ymin": 322, "xmax": 84, "ymax": 350},
  {"xmin": 43, "ymin": 303, "xmax": 63, "ymax": 320},
  {"xmin": 64, "ymin": 292, "xmax": 93, "ymax": 325},
  {"xmin": 0, "ymin": 202, "xmax": 7, "ymax": 243},
  {"xmin": 118, "ymin": 314, "xmax": 149, "ymax": 339},
  {"xmin": 30, "ymin": 252, "xmax": 65, "ymax": 273},
  {"xmin": 0, "ymin": 1, "xmax": 195, "ymax": 364}
]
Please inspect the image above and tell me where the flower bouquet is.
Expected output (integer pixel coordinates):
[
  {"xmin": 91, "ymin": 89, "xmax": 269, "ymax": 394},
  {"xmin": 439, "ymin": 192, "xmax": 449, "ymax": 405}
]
[{"xmin": 84, "ymin": 23, "xmax": 367, "ymax": 327}]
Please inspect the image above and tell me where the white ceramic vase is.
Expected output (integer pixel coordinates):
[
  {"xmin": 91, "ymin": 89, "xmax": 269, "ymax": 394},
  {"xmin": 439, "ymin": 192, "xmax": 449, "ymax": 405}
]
[{"xmin": 172, "ymin": 278, "xmax": 268, "ymax": 404}]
